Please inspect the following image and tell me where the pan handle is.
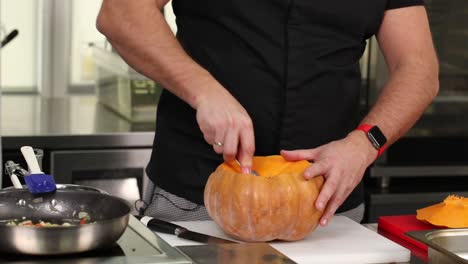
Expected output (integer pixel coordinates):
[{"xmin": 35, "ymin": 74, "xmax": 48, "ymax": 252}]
[
  {"xmin": 5, "ymin": 161, "xmax": 23, "ymax": 189},
  {"xmin": 4, "ymin": 161, "xmax": 28, "ymax": 189}
]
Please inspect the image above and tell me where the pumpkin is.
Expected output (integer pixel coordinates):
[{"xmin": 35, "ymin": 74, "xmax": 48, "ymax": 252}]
[
  {"xmin": 416, "ymin": 195, "xmax": 468, "ymax": 228},
  {"xmin": 204, "ymin": 155, "xmax": 324, "ymax": 242}
]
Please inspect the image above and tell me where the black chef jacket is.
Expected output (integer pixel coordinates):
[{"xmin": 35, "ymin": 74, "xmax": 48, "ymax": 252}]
[{"xmin": 146, "ymin": 0, "xmax": 424, "ymax": 213}]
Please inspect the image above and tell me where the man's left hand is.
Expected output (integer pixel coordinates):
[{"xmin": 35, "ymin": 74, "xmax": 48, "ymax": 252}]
[{"xmin": 281, "ymin": 130, "xmax": 377, "ymax": 226}]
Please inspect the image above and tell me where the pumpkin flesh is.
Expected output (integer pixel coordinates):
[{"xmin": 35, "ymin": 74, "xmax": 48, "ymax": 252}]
[
  {"xmin": 416, "ymin": 195, "xmax": 468, "ymax": 228},
  {"xmin": 204, "ymin": 155, "xmax": 324, "ymax": 242}
]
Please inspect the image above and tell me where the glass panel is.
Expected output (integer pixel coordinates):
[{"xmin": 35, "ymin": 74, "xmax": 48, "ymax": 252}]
[
  {"xmin": 408, "ymin": 0, "xmax": 468, "ymax": 138},
  {"xmin": 69, "ymin": 0, "xmax": 105, "ymax": 90},
  {"xmin": 69, "ymin": 0, "xmax": 176, "ymax": 92},
  {"xmin": 0, "ymin": 0, "xmax": 39, "ymax": 93},
  {"xmin": 427, "ymin": 0, "xmax": 468, "ymax": 98}
]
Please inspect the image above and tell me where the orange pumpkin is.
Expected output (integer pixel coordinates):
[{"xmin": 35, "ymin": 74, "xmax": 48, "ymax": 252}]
[
  {"xmin": 204, "ymin": 155, "xmax": 324, "ymax": 242},
  {"xmin": 416, "ymin": 195, "xmax": 468, "ymax": 228}
]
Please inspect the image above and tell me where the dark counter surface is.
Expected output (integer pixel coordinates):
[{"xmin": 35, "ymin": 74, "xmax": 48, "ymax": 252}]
[{"xmin": 1, "ymin": 95, "xmax": 155, "ymax": 150}]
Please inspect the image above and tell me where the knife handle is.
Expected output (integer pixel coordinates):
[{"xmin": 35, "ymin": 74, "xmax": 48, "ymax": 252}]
[{"xmin": 134, "ymin": 215, "xmax": 186, "ymax": 235}]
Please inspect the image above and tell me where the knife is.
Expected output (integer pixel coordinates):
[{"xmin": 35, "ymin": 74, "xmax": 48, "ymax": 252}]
[{"xmin": 135, "ymin": 215, "xmax": 237, "ymax": 244}]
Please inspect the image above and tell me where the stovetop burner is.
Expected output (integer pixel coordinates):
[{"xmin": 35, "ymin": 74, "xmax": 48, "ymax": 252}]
[{"xmin": 0, "ymin": 216, "xmax": 191, "ymax": 264}]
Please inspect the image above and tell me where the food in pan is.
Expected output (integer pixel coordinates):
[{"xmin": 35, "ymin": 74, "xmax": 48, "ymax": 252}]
[
  {"xmin": 6, "ymin": 220, "xmax": 73, "ymax": 227},
  {"xmin": 2, "ymin": 211, "xmax": 92, "ymax": 227}
]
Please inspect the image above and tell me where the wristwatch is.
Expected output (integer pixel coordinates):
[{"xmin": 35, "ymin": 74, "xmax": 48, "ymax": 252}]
[{"xmin": 355, "ymin": 124, "xmax": 387, "ymax": 157}]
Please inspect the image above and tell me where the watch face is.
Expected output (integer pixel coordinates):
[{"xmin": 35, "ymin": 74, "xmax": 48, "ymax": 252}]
[{"xmin": 368, "ymin": 126, "xmax": 387, "ymax": 148}]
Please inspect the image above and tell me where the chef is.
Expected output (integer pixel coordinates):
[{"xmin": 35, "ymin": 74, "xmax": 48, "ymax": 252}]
[{"xmin": 96, "ymin": 0, "xmax": 439, "ymax": 225}]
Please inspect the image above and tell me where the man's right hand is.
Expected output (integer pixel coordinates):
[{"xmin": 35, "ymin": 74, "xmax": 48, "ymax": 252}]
[{"xmin": 195, "ymin": 87, "xmax": 255, "ymax": 173}]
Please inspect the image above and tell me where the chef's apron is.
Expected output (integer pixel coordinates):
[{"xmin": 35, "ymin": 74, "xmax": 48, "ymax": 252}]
[{"xmin": 143, "ymin": 179, "xmax": 365, "ymax": 222}]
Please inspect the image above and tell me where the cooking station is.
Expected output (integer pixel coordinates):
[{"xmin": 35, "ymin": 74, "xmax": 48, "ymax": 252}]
[
  {"xmin": 0, "ymin": 95, "xmax": 463, "ymax": 264},
  {"xmin": 0, "ymin": 215, "xmax": 429, "ymax": 264},
  {"xmin": 1, "ymin": 0, "xmax": 467, "ymax": 261}
]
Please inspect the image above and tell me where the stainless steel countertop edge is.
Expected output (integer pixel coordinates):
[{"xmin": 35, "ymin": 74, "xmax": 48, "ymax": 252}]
[{"xmin": 2, "ymin": 132, "xmax": 155, "ymax": 149}]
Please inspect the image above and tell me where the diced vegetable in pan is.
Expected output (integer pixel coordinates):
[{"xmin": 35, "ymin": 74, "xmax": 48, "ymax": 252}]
[{"xmin": 2, "ymin": 211, "xmax": 92, "ymax": 227}]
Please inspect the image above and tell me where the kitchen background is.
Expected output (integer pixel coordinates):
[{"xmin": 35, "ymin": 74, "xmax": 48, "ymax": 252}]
[{"xmin": 0, "ymin": 0, "xmax": 467, "ymax": 222}]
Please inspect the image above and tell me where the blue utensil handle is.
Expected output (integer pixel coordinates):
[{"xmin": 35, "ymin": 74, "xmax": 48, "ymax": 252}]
[
  {"xmin": 24, "ymin": 174, "xmax": 56, "ymax": 194},
  {"xmin": 21, "ymin": 146, "xmax": 56, "ymax": 194}
]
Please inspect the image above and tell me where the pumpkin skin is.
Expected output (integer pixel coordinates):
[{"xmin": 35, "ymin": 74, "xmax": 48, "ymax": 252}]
[
  {"xmin": 204, "ymin": 155, "xmax": 324, "ymax": 242},
  {"xmin": 416, "ymin": 195, "xmax": 468, "ymax": 228}
]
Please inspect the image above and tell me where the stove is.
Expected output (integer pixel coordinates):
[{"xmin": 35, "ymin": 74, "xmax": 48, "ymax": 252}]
[{"xmin": 0, "ymin": 216, "xmax": 192, "ymax": 264}]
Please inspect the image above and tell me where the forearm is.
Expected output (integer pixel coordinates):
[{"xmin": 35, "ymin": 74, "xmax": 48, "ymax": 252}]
[
  {"xmin": 347, "ymin": 6, "xmax": 439, "ymax": 163},
  {"xmin": 347, "ymin": 57, "xmax": 439, "ymax": 164},
  {"xmin": 96, "ymin": 0, "xmax": 224, "ymax": 109},
  {"xmin": 362, "ymin": 57, "xmax": 439, "ymax": 145}
]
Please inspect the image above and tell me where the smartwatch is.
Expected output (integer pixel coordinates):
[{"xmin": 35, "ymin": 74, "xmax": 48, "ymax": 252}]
[{"xmin": 356, "ymin": 124, "xmax": 387, "ymax": 157}]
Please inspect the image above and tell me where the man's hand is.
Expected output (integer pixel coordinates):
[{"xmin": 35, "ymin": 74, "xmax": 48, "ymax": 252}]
[
  {"xmin": 195, "ymin": 87, "xmax": 255, "ymax": 172},
  {"xmin": 281, "ymin": 130, "xmax": 377, "ymax": 226}
]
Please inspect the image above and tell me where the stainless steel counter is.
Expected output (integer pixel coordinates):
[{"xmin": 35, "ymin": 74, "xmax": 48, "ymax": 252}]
[{"xmin": 1, "ymin": 95, "xmax": 155, "ymax": 150}]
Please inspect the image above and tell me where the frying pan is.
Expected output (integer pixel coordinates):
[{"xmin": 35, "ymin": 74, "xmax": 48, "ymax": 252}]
[{"xmin": 0, "ymin": 184, "xmax": 131, "ymax": 255}]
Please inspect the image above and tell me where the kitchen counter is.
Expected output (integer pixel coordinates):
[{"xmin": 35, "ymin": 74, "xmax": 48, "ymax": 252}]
[
  {"xmin": 0, "ymin": 220, "xmax": 428, "ymax": 264},
  {"xmin": 1, "ymin": 95, "xmax": 155, "ymax": 150}
]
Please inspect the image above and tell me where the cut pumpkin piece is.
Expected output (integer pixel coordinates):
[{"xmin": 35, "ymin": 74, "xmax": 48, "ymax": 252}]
[{"xmin": 416, "ymin": 195, "xmax": 468, "ymax": 228}]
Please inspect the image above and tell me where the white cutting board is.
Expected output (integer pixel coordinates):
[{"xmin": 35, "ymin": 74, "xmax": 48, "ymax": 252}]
[{"xmin": 156, "ymin": 216, "xmax": 410, "ymax": 264}]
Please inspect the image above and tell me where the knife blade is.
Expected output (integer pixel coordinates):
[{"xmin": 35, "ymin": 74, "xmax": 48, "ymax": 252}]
[{"xmin": 135, "ymin": 215, "xmax": 237, "ymax": 244}]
